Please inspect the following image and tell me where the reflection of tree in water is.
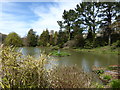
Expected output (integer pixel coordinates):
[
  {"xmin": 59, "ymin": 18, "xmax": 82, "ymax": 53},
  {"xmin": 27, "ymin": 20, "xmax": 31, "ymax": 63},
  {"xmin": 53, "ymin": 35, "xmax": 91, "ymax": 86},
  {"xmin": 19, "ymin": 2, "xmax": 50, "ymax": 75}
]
[
  {"xmin": 94, "ymin": 59, "xmax": 101, "ymax": 67},
  {"xmin": 81, "ymin": 58, "xmax": 90, "ymax": 72},
  {"xmin": 20, "ymin": 47, "xmax": 118, "ymax": 73},
  {"xmin": 22, "ymin": 47, "xmax": 40, "ymax": 58}
]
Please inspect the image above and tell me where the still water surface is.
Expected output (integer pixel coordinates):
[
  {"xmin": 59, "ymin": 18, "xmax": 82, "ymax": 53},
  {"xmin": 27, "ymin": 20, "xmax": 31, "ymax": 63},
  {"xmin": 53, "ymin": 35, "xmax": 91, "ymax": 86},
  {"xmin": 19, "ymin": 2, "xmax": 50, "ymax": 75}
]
[{"xmin": 19, "ymin": 47, "xmax": 118, "ymax": 72}]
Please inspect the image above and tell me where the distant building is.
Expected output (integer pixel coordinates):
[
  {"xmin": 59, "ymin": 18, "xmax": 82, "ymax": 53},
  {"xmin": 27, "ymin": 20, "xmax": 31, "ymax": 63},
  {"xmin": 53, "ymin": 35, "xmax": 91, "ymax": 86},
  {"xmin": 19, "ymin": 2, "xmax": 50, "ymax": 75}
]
[{"xmin": 49, "ymin": 30, "xmax": 54, "ymax": 35}]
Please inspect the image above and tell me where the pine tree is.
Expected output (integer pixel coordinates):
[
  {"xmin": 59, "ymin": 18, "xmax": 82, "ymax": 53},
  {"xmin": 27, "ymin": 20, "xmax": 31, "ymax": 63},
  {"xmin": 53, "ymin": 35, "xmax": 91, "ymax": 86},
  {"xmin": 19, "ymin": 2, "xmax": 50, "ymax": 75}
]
[
  {"xmin": 98, "ymin": 2, "xmax": 120, "ymax": 45},
  {"xmin": 26, "ymin": 29, "xmax": 38, "ymax": 47}
]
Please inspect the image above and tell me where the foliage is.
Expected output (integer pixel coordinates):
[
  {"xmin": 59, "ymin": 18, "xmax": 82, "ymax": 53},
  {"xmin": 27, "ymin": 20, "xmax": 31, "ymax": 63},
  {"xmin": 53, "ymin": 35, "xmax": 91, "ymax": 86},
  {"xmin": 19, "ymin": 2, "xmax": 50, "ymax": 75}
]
[
  {"xmin": 112, "ymin": 40, "xmax": 120, "ymax": 47},
  {"xmin": 110, "ymin": 79, "xmax": 120, "ymax": 88},
  {"xmin": 92, "ymin": 83, "xmax": 104, "ymax": 88},
  {"xmin": 38, "ymin": 29, "xmax": 50, "ymax": 46},
  {"xmin": 5, "ymin": 32, "xmax": 22, "ymax": 47},
  {"xmin": 1, "ymin": 2, "xmax": 120, "ymax": 49},
  {"xmin": 0, "ymin": 46, "xmax": 49, "ymax": 88},
  {"xmin": 74, "ymin": 34, "xmax": 85, "ymax": 47},
  {"xmin": 62, "ymin": 9, "xmax": 77, "ymax": 40},
  {"xmin": 53, "ymin": 31, "xmax": 58, "ymax": 46},
  {"xmin": 26, "ymin": 29, "xmax": 38, "ymax": 47},
  {"xmin": 96, "ymin": 70, "xmax": 104, "ymax": 75},
  {"xmin": 57, "ymin": 30, "xmax": 68, "ymax": 48},
  {"xmin": 0, "ymin": 46, "xmax": 96, "ymax": 88},
  {"xmin": 101, "ymin": 74, "xmax": 112, "ymax": 81},
  {"xmin": 108, "ymin": 65, "xmax": 120, "ymax": 70},
  {"xmin": 84, "ymin": 40, "xmax": 93, "ymax": 49},
  {"xmin": 48, "ymin": 65, "xmax": 94, "ymax": 88},
  {"xmin": 51, "ymin": 46, "xmax": 59, "ymax": 50},
  {"xmin": 98, "ymin": 2, "xmax": 120, "ymax": 45}
]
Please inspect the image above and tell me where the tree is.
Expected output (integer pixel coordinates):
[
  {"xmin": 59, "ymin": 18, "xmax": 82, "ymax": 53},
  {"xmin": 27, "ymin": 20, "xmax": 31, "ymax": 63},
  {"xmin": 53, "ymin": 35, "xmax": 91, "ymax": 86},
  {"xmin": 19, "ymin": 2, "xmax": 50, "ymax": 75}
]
[
  {"xmin": 26, "ymin": 29, "xmax": 38, "ymax": 47},
  {"xmin": 5, "ymin": 32, "xmax": 22, "ymax": 47},
  {"xmin": 62, "ymin": 9, "xmax": 77, "ymax": 40},
  {"xmin": 38, "ymin": 29, "xmax": 50, "ymax": 46},
  {"xmin": 53, "ymin": 31, "xmax": 58, "ymax": 46},
  {"xmin": 98, "ymin": 2, "xmax": 120, "ymax": 45},
  {"xmin": 75, "ymin": 2, "xmax": 101, "ymax": 43}
]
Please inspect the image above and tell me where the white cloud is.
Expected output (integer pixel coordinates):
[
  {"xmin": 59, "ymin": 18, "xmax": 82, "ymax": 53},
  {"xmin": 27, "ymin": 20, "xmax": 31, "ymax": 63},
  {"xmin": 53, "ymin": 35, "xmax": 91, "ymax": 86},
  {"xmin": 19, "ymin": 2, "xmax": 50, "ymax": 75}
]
[
  {"xmin": 0, "ymin": 1, "xmax": 81, "ymax": 37},
  {"xmin": 30, "ymin": 1, "xmax": 80, "ymax": 35}
]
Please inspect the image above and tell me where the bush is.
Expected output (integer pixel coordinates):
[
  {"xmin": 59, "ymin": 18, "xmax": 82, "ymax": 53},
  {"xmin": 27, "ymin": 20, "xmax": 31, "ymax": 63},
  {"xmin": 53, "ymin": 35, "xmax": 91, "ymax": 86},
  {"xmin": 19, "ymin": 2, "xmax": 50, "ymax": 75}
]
[
  {"xmin": 0, "ymin": 46, "xmax": 49, "ymax": 88},
  {"xmin": 48, "ymin": 66, "xmax": 94, "ymax": 88},
  {"xmin": 51, "ymin": 46, "xmax": 59, "ymax": 50},
  {"xmin": 108, "ymin": 65, "xmax": 120, "ymax": 70},
  {"xmin": 84, "ymin": 40, "xmax": 93, "ymax": 49},
  {"xmin": 0, "ymin": 46, "xmax": 95, "ymax": 88},
  {"xmin": 110, "ymin": 79, "xmax": 120, "ymax": 88},
  {"xmin": 103, "ymin": 75, "xmax": 112, "ymax": 81},
  {"xmin": 5, "ymin": 32, "xmax": 23, "ymax": 47},
  {"xmin": 93, "ymin": 37, "xmax": 106, "ymax": 47},
  {"xmin": 96, "ymin": 70, "xmax": 104, "ymax": 75},
  {"xmin": 92, "ymin": 83, "xmax": 104, "ymax": 88}
]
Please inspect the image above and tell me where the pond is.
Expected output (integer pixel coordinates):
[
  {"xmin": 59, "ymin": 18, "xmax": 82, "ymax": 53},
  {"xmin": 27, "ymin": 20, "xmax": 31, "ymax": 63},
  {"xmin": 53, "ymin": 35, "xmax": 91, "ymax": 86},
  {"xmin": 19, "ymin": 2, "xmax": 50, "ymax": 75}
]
[{"xmin": 19, "ymin": 47, "xmax": 118, "ymax": 73}]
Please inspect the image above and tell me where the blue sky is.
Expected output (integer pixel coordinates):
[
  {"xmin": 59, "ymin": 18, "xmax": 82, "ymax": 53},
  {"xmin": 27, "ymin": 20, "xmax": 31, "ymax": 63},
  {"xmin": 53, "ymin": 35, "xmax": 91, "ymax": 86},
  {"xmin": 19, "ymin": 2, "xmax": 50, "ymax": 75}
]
[{"xmin": 0, "ymin": 1, "xmax": 80, "ymax": 37}]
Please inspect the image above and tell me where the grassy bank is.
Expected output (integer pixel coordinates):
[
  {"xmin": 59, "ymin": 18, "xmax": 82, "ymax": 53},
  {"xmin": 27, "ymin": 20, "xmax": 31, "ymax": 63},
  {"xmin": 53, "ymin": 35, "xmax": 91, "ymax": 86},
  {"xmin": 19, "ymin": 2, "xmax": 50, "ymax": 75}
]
[{"xmin": 75, "ymin": 46, "xmax": 119, "ymax": 55}]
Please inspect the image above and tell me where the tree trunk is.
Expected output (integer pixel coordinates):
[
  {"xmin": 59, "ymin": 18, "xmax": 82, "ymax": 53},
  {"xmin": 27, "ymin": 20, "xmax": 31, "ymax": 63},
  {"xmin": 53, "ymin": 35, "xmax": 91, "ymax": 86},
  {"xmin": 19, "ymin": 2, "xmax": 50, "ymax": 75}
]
[{"xmin": 108, "ymin": 34, "xmax": 111, "ymax": 46}]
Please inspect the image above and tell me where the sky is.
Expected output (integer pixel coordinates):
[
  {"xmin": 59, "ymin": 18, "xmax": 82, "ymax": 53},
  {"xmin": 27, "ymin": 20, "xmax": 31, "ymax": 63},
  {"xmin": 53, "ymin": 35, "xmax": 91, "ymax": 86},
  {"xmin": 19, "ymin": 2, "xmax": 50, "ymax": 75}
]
[{"xmin": 0, "ymin": 0, "xmax": 81, "ymax": 37}]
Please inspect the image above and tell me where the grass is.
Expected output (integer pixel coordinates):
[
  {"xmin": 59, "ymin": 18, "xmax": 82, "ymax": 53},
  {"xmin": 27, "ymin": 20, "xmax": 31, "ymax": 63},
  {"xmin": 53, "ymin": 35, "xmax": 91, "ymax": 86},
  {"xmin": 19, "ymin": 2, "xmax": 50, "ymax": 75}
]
[
  {"xmin": 103, "ymin": 75, "xmax": 112, "ymax": 81},
  {"xmin": 107, "ymin": 65, "xmax": 120, "ymax": 70},
  {"xmin": 95, "ymin": 70, "xmax": 104, "ymax": 75},
  {"xmin": 48, "ymin": 65, "xmax": 94, "ymax": 88},
  {"xmin": 109, "ymin": 79, "xmax": 120, "ymax": 88},
  {"xmin": 50, "ymin": 50, "xmax": 71, "ymax": 57},
  {"xmin": 75, "ymin": 46, "xmax": 119, "ymax": 55},
  {"xmin": 0, "ymin": 46, "xmax": 96, "ymax": 88}
]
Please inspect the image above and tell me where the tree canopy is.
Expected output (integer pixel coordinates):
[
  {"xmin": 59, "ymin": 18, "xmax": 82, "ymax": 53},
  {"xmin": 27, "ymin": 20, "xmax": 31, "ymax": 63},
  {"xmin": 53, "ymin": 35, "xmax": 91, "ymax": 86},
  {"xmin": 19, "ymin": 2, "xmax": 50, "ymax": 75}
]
[{"xmin": 5, "ymin": 32, "xmax": 22, "ymax": 47}]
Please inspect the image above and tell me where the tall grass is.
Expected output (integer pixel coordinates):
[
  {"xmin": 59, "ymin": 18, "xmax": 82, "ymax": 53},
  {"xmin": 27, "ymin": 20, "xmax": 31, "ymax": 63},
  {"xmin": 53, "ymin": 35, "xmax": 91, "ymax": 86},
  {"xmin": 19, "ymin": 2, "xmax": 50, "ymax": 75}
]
[
  {"xmin": 0, "ymin": 46, "xmax": 49, "ymax": 88},
  {"xmin": 0, "ymin": 46, "xmax": 95, "ymax": 88}
]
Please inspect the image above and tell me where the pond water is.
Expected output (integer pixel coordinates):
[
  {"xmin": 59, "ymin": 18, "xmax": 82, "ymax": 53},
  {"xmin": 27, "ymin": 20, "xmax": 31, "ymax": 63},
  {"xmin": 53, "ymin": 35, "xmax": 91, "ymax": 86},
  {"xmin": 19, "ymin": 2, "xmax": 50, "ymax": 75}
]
[{"xmin": 19, "ymin": 47, "xmax": 118, "ymax": 73}]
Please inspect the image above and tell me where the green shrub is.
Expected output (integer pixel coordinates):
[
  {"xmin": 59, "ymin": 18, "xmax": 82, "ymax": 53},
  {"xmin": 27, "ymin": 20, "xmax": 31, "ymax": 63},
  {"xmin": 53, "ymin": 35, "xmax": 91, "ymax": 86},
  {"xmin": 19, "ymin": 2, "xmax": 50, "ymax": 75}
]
[
  {"xmin": 108, "ymin": 66, "xmax": 120, "ymax": 70},
  {"xmin": 110, "ymin": 79, "xmax": 120, "ymax": 88},
  {"xmin": 96, "ymin": 70, "xmax": 104, "ymax": 75},
  {"xmin": 51, "ymin": 46, "xmax": 59, "ymax": 50},
  {"xmin": 84, "ymin": 41, "xmax": 93, "ymax": 49},
  {"xmin": 103, "ymin": 75, "xmax": 112, "ymax": 81},
  {"xmin": 112, "ymin": 40, "xmax": 120, "ymax": 48}
]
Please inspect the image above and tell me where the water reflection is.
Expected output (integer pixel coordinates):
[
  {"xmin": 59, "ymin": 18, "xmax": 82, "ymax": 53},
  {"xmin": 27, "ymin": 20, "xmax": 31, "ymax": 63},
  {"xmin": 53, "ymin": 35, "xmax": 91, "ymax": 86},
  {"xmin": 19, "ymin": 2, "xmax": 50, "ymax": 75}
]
[
  {"xmin": 81, "ymin": 58, "xmax": 90, "ymax": 72},
  {"xmin": 19, "ymin": 47, "xmax": 118, "ymax": 72},
  {"xmin": 94, "ymin": 59, "xmax": 100, "ymax": 67}
]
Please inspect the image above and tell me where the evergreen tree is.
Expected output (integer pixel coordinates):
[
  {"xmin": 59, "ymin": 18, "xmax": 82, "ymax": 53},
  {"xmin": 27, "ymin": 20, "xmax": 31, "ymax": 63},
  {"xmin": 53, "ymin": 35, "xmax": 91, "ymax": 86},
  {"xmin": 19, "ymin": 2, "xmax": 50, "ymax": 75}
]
[
  {"xmin": 75, "ymin": 2, "xmax": 100, "ymax": 41},
  {"xmin": 98, "ymin": 2, "xmax": 120, "ymax": 45},
  {"xmin": 54, "ymin": 31, "xmax": 58, "ymax": 46},
  {"xmin": 26, "ymin": 29, "xmax": 38, "ymax": 47},
  {"xmin": 38, "ymin": 29, "xmax": 50, "ymax": 46},
  {"xmin": 62, "ymin": 9, "xmax": 77, "ymax": 40}
]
